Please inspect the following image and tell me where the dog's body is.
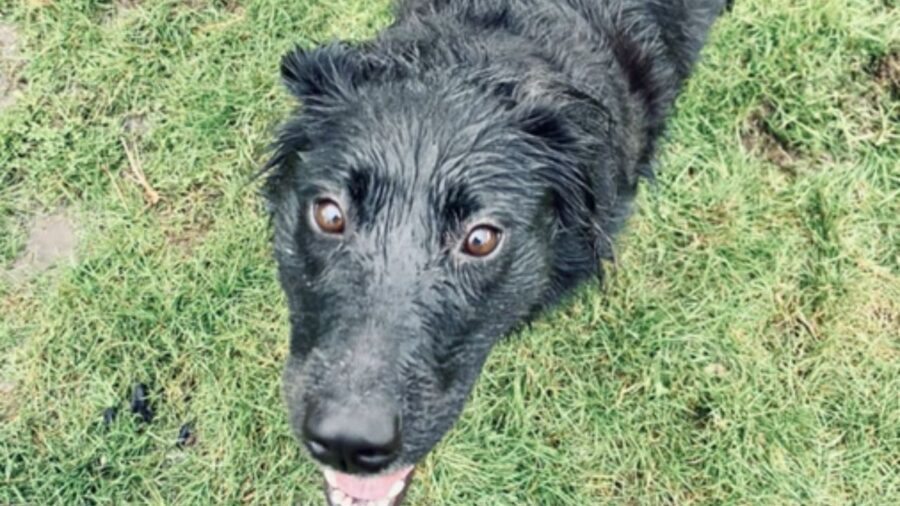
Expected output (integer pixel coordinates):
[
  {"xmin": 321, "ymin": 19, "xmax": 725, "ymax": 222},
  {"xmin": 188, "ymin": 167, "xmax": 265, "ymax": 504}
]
[{"xmin": 265, "ymin": 1, "xmax": 728, "ymax": 504}]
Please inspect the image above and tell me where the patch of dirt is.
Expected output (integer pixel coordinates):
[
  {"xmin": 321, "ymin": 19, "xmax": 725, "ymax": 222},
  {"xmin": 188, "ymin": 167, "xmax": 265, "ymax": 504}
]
[
  {"xmin": 872, "ymin": 52, "xmax": 900, "ymax": 99},
  {"xmin": 703, "ymin": 362, "xmax": 728, "ymax": 378},
  {"xmin": 741, "ymin": 104, "xmax": 800, "ymax": 172},
  {"xmin": 0, "ymin": 379, "xmax": 16, "ymax": 420},
  {"xmin": 0, "ymin": 23, "xmax": 19, "ymax": 61},
  {"xmin": 870, "ymin": 304, "xmax": 897, "ymax": 329},
  {"xmin": 164, "ymin": 216, "xmax": 214, "ymax": 255},
  {"xmin": 161, "ymin": 185, "xmax": 219, "ymax": 255},
  {"xmin": 5, "ymin": 212, "xmax": 78, "ymax": 284},
  {"xmin": 198, "ymin": 0, "xmax": 245, "ymax": 13},
  {"xmin": 0, "ymin": 22, "xmax": 24, "ymax": 111},
  {"xmin": 103, "ymin": 0, "xmax": 144, "ymax": 22},
  {"xmin": 122, "ymin": 112, "xmax": 149, "ymax": 138}
]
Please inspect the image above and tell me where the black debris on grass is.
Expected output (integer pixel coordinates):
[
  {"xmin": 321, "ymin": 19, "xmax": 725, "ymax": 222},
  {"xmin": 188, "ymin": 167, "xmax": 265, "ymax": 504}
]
[
  {"xmin": 176, "ymin": 422, "xmax": 196, "ymax": 448},
  {"xmin": 102, "ymin": 406, "xmax": 118, "ymax": 427},
  {"xmin": 130, "ymin": 383, "xmax": 154, "ymax": 423}
]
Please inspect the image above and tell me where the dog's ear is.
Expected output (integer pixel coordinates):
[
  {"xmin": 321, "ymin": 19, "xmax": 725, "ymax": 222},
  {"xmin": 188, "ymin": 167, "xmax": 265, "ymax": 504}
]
[
  {"xmin": 517, "ymin": 106, "xmax": 580, "ymax": 152},
  {"xmin": 516, "ymin": 105, "xmax": 614, "ymax": 285},
  {"xmin": 516, "ymin": 106, "xmax": 593, "ymax": 226},
  {"xmin": 262, "ymin": 45, "xmax": 391, "ymax": 205},
  {"xmin": 280, "ymin": 43, "xmax": 371, "ymax": 105},
  {"xmin": 259, "ymin": 113, "xmax": 310, "ymax": 203}
]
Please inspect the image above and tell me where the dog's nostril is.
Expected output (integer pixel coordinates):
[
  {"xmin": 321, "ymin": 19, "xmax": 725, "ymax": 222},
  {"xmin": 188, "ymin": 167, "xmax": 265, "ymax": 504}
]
[
  {"xmin": 302, "ymin": 404, "xmax": 401, "ymax": 474},
  {"xmin": 356, "ymin": 447, "xmax": 385, "ymax": 458},
  {"xmin": 305, "ymin": 438, "xmax": 329, "ymax": 456},
  {"xmin": 355, "ymin": 446, "xmax": 397, "ymax": 467}
]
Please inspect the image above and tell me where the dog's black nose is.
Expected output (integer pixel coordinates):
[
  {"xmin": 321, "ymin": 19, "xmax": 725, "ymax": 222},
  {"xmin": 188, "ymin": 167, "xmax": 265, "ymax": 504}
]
[{"xmin": 303, "ymin": 404, "xmax": 401, "ymax": 473}]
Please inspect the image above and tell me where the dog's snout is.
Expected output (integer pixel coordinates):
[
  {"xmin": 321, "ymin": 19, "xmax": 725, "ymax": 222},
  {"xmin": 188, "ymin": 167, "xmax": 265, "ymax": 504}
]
[{"xmin": 303, "ymin": 403, "xmax": 401, "ymax": 474}]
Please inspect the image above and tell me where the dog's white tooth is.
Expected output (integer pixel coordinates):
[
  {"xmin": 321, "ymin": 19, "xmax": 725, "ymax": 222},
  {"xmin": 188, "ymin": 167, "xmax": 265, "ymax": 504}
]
[
  {"xmin": 329, "ymin": 489, "xmax": 344, "ymax": 505},
  {"xmin": 374, "ymin": 500, "xmax": 391, "ymax": 506},
  {"xmin": 388, "ymin": 480, "xmax": 405, "ymax": 498},
  {"xmin": 323, "ymin": 469, "xmax": 338, "ymax": 487},
  {"xmin": 340, "ymin": 496, "xmax": 354, "ymax": 506}
]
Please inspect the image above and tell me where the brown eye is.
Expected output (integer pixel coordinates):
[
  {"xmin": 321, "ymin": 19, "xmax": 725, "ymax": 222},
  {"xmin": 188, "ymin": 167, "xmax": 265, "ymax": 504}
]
[
  {"xmin": 313, "ymin": 199, "xmax": 345, "ymax": 234},
  {"xmin": 463, "ymin": 225, "xmax": 501, "ymax": 257}
]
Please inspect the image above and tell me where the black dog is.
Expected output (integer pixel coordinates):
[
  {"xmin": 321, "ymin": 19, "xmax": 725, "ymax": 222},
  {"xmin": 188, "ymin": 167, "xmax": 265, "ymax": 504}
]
[{"xmin": 264, "ymin": 1, "xmax": 729, "ymax": 504}]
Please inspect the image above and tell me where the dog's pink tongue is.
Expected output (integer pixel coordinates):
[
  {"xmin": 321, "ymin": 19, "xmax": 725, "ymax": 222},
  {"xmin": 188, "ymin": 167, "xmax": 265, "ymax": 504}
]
[{"xmin": 333, "ymin": 467, "xmax": 413, "ymax": 501}]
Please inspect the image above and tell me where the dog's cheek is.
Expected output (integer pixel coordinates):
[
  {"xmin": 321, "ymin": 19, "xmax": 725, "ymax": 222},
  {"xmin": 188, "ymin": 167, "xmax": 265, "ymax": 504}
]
[
  {"xmin": 401, "ymin": 362, "xmax": 481, "ymax": 462},
  {"xmin": 282, "ymin": 355, "xmax": 310, "ymax": 441}
]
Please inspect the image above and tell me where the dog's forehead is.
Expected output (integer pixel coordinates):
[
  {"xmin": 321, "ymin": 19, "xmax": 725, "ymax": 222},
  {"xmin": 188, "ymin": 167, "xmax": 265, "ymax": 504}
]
[
  {"xmin": 357, "ymin": 100, "xmax": 509, "ymax": 178},
  {"xmin": 291, "ymin": 82, "xmax": 547, "ymax": 229},
  {"xmin": 344, "ymin": 147, "xmax": 534, "ymax": 225},
  {"xmin": 305, "ymin": 103, "xmax": 535, "ymax": 212}
]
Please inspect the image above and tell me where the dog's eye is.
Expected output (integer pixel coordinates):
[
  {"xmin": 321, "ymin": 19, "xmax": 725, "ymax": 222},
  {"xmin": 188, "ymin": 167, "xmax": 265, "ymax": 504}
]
[
  {"xmin": 312, "ymin": 199, "xmax": 345, "ymax": 234},
  {"xmin": 463, "ymin": 225, "xmax": 501, "ymax": 257}
]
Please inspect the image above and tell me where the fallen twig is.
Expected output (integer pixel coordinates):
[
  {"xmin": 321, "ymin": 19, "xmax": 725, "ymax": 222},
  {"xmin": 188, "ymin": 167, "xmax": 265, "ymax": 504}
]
[{"xmin": 120, "ymin": 138, "xmax": 160, "ymax": 206}]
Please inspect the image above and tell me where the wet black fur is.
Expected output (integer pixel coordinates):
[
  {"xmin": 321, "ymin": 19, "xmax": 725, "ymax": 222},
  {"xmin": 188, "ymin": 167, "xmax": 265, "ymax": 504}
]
[{"xmin": 265, "ymin": 0, "xmax": 729, "ymax": 474}]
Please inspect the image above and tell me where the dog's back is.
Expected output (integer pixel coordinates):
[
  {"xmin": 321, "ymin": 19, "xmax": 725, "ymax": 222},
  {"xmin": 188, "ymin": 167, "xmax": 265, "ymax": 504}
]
[{"xmin": 390, "ymin": 0, "xmax": 729, "ymax": 171}]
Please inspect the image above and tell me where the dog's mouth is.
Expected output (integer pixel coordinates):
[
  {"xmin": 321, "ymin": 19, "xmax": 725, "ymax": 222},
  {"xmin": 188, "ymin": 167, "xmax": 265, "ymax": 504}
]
[{"xmin": 323, "ymin": 466, "xmax": 414, "ymax": 506}]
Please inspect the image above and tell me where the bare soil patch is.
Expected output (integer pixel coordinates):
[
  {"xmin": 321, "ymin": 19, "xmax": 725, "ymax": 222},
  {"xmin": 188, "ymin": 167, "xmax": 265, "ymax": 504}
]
[
  {"xmin": 103, "ymin": 0, "xmax": 144, "ymax": 22},
  {"xmin": 741, "ymin": 104, "xmax": 800, "ymax": 172},
  {"xmin": 164, "ymin": 216, "xmax": 214, "ymax": 255},
  {"xmin": 5, "ymin": 212, "xmax": 78, "ymax": 284},
  {"xmin": 161, "ymin": 185, "xmax": 219, "ymax": 255},
  {"xmin": 0, "ymin": 379, "xmax": 16, "ymax": 420},
  {"xmin": 122, "ymin": 112, "xmax": 149, "ymax": 138},
  {"xmin": 872, "ymin": 52, "xmax": 900, "ymax": 99},
  {"xmin": 0, "ymin": 22, "xmax": 24, "ymax": 111}
]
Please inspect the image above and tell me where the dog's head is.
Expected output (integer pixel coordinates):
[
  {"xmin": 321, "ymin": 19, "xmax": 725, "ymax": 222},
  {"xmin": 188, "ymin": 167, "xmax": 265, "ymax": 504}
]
[{"xmin": 264, "ymin": 43, "xmax": 626, "ymax": 505}]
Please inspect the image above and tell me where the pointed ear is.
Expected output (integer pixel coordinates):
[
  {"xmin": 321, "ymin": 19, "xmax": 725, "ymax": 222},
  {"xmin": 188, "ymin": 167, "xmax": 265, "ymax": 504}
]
[{"xmin": 280, "ymin": 43, "xmax": 368, "ymax": 104}]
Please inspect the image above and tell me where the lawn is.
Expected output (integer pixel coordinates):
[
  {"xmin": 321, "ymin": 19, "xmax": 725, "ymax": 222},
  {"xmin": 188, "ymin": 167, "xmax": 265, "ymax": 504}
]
[{"xmin": 1, "ymin": 0, "xmax": 898, "ymax": 504}]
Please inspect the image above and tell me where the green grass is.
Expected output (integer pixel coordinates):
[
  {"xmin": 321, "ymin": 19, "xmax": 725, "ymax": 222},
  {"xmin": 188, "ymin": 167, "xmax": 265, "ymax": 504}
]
[{"xmin": 1, "ymin": 0, "xmax": 898, "ymax": 504}]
